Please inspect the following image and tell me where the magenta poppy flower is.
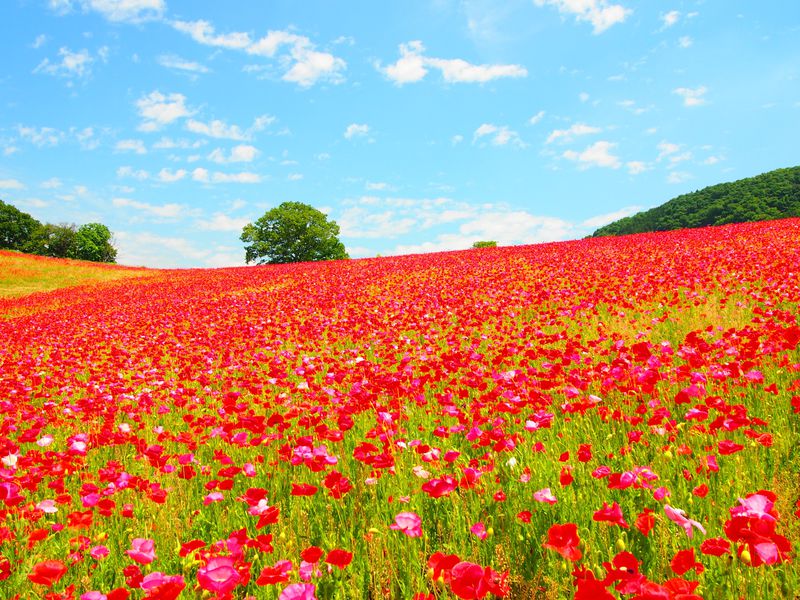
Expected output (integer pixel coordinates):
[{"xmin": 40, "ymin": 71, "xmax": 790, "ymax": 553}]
[
  {"xmin": 390, "ymin": 512, "xmax": 422, "ymax": 537},
  {"xmin": 280, "ymin": 583, "xmax": 317, "ymax": 600},
  {"xmin": 197, "ymin": 556, "xmax": 241, "ymax": 593},
  {"xmin": 127, "ymin": 538, "xmax": 156, "ymax": 565}
]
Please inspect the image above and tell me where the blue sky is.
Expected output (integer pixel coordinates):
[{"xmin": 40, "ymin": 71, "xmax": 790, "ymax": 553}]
[{"xmin": 1, "ymin": 1, "xmax": 798, "ymax": 267}]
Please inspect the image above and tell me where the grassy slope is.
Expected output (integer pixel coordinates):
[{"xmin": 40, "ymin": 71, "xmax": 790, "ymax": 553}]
[{"xmin": 0, "ymin": 250, "xmax": 151, "ymax": 299}]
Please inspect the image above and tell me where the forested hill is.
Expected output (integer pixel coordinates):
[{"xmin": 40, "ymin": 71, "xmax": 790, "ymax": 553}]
[{"xmin": 592, "ymin": 166, "xmax": 800, "ymax": 237}]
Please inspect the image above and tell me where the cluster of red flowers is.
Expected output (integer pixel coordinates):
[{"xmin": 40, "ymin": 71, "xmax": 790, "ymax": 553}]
[{"xmin": 427, "ymin": 553, "xmax": 509, "ymax": 599}]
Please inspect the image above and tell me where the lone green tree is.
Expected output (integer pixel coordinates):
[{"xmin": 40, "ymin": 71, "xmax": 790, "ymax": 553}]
[
  {"xmin": 241, "ymin": 202, "xmax": 349, "ymax": 264},
  {"xmin": 0, "ymin": 199, "xmax": 42, "ymax": 251},
  {"xmin": 74, "ymin": 223, "xmax": 117, "ymax": 263}
]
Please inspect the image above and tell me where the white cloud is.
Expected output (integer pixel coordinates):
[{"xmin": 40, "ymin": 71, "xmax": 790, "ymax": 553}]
[
  {"xmin": 212, "ymin": 171, "xmax": 261, "ymax": 184},
  {"xmin": 473, "ymin": 123, "xmax": 526, "ymax": 147},
  {"xmin": 381, "ymin": 40, "xmax": 527, "ymax": 85},
  {"xmin": 17, "ymin": 126, "xmax": 62, "ymax": 147},
  {"xmin": 191, "ymin": 168, "xmax": 260, "ymax": 184},
  {"xmin": 41, "ymin": 177, "xmax": 62, "ymax": 189},
  {"xmin": 186, "ymin": 115, "xmax": 274, "ymax": 141},
  {"xmin": 32, "ymin": 34, "xmax": 48, "ymax": 49},
  {"xmin": 703, "ymin": 155, "xmax": 723, "ymax": 165},
  {"xmin": 618, "ymin": 99, "xmax": 650, "ymax": 115},
  {"xmin": 114, "ymin": 231, "xmax": 212, "ymax": 268},
  {"xmin": 186, "ymin": 119, "xmax": 246, "ymax": 140},
  {"xmin": 533, "ymin": 0, "xmax": 632, "ymax": 34},
  {"xmin": 136, "ymin": 91, "xmax": 194, "ymax": 132},
  {"xmin": 366, "ymin": 182, "xmax": 389, "ymax": 191},
  {"xmin": 117, "ymin": 166, "xmax": 150, "ymax": 180},
  {"xmin": 581, "ymin": 205, "xmax": 642, "ymax": 228},
  {"xmin": 195, "ymin": 213, "xmax": 250, "ymax": 231},
  {"xmin": 157, "ymin": 168, "xmax": 187, "ymax": 183},
  {"xmin": 528, "ymin": 110, "xmax": 546, "ymax": 125},
  {"xmin": 579, "ymin": 91, "xmax": 590, "ymax": 102},
  {"xmin": 191, "ymin": 168, "xmax": 209, "ymax": 183},
  {"xmin": 661, "ymin": 10, "xmax": 680, "ymax": 28},
  {"xmin": 452, "ymin": 134, "xmax": 464, "ymax": 145},
  {"xmin": 157, "ymin": 54, "xmax": 210, "ymax": 74},
  {"xmin": 171, "ymin": 19, "xmax": 252, "ymax": 49},
  {"xmin": 563, "ymin": 140, "xmax": 621, "ymax": 169},
  {"xmin": 656, "ymin": 141, "xmax": 681, "ymax": 160},
  {"xmin": 673, "ymin": 86, "xmax": 708, "ymax": 107},
  {"xmin": 152, "ymin": 137, "xmax": 206, "ymax": 150},
  {"xmin": 546, "ymin": 122, "xmax": 601, "ymax": 144},
  {"xmin": 52, "ymin": 0, "xmax": 165, "ymax": 23},
  {"xmin": 208, "ymin": 144, "xmax": 259, "ymax": 163},
  {"xmin": 173, "ymin": 22, "xmax": 346, "ymax": 87},
  {"xmin": 0, "ymin": 179, "xmax": 25, "ymax": 190},
  {"xmin": 115, "ymin": 139, "xmax": 147, "ymax": 154},
  {"xmin": 287, "ymin": 173, "xmax": 303, "ymax": 181},
  {"xmin": 3, "ymin": 146, "xmax": 19, "ymax": 156},
  {"xmin": 75, "ymin": 127, "xmax": 100, "ymax": 150},
  {"xmin": 667, "ymin": 171, "xmax": 692, "ymax": 184},
  {"xmin": 34, "ymin": 47, "xmax": 94, "ymax": 79},
  {"xmin": 678, "ymin": 36, "xmax": 693, "ymax": 48},
  {"xmin": 626, "ymin": 161, "xmax": 648, "ymax": 175},
  {"xmin": 344, "ymin": 123, "xmax": 370, "ymax": 139},
  {"xmin": 112, "ymin": 197, "xmax": 193, "ymax": 219}
]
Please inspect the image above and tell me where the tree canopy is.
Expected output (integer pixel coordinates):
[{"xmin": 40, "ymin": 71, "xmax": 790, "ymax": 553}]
[
  {"xmin": 593, "ymin": 165, "xmax": 800, "ymax": 237},
  {"xmin": 0, "ymin": 200, "xmax": 42, "ymax": 251},
  {"xmin": 241, "ymin": 202, "xmax": 349, "ymax": 265},
  {"xmin": 0, "ymin": 199, "xmax": 117, "ymax": 262}
]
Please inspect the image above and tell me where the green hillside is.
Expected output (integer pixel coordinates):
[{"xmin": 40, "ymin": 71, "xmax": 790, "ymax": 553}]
[{"xmin": 592, "ymin": 166, "xmax": 800, "ymax": 237}]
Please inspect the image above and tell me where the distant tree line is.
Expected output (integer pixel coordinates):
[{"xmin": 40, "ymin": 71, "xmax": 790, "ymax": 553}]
[
  {"xmin": 0, "ymin": 199, "xmax": 117, "ymax": 263},
  {"xmin": 592, "ymin": 165, "xmax": 800, "ymax": 237}
]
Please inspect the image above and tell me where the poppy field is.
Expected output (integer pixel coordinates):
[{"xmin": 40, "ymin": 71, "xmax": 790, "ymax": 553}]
[{"xmin": 0, "ymin": 219, "xmax": 798, "ymax": 599}]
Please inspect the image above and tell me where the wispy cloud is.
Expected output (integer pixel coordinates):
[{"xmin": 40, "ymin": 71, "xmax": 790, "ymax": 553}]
[
  {"xmin": 115, "ymin": 139, "xmax": 147, "ymax": 154},
  {"xmin": 673, "ymin": 86, "xmax": 708, "ymax": 107},
  {"xmin": 34, "ymin": 47, "xmax": 94, "ymax": 79},
  {"xmin": 473, "ymin": 123, "xmax": 526, "ymax": 148},
  {"xmin": 546, "ymin": 123, "xmax": 601, "ymax": 144},
  {"xmin": 344, "ymin": 123, "xmax": 370, "ymax": 139},
  {"xmin": 172, "ymin": 21, "xmax": 346, "ymax": 87},
  {"xmin": 157, "ymin": 54, "xmax": 210, "ymax": 74},
  {"xmin": 208, "ymin": 145, "xmax": 259, "ymax": 163},
  {"xmin": 49, "ymin": 0, "xmax": 165, "ymax": 23},
  {"xmin": 186, "ymin": 115, "xmax": 274, "ymax": 141},
  {"xmin": 0, "ymin": 179, "xmax": 25, "ymax": 190},
  {"xmin": 563, "ymin": 140, "xmax": 621, "ymax": 169},
  {"xmin": 136, "ymin": 91, "xmax": 195, "ymax": 132},
  {"xmin": 533, "ymin": 0, "xmax": 631, "ymax": 34},
  {"xmin": 380, "ymin": 40, "xmax": 527, "ymax": 85}
]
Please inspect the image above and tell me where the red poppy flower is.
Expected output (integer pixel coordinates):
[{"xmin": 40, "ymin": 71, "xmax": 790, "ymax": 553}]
[
  {"xmin": 700, "ymin": 537, "xmax": 731, "ymax": 557},
  {"xmin": 670, "ymin": 548, "xmax": 703, "ymax": 575},
  {"xmin": 325, "ymin": 549, "xmax": 352, "ymax": 569},
  {"xmin": 543, "ymin": 523, "xmax": 582, "ymax": 561},
  {"xmin": 593, "ymin": 502, "xmax": 629, "ymax": 528},
  {"xmin": 291, "ymin": 483, "xmax": 318, "ymax": 496},
  {"xmin": 28, "ymin": 560, "xmax": 67, "ymax": 587}
]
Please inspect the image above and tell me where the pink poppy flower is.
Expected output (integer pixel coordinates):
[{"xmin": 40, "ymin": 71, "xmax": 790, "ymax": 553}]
[
  {"xmin": 390, "ymin": 512, "xmax": 422, "ymax": 537},
  {"xmin": 90, "ymin": 545, "xmax": 110, "ymax": 560},
  {"xmin": 127, "ymin": 538, "xmax": 156, "ymax": 565},
  {"xmin": 470, "ymin": 522, "xmax": 487, "ymax": 540},
  {"xmin": 664, "ymin": 505, "xmax": 706, "ymax": 538},
  {"xmin": 533, "ymin": 488, "xmax": 557, "ymax": 505},
  {"xmin": 197, "ymin": 556, "xmax": 241, "ymax": 594},
  {"xmin": 280, "ymin": 583, "xmax": 317, "ymax": 600}
]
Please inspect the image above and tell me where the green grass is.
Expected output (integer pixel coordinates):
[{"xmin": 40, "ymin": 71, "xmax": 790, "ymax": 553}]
[{"xmin": 0, "ymin": 250, "xmax": 151, "ymax": 299}]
